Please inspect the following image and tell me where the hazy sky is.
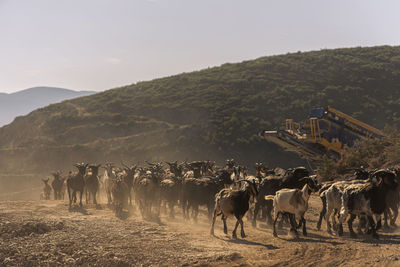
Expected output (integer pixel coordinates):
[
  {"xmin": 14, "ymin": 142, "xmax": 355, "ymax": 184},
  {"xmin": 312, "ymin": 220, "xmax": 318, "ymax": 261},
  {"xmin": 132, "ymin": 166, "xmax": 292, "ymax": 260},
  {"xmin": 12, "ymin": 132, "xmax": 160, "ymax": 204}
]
[{"xmin": 1, "ymin": 0, "xmax": 399, "ymax": 93}]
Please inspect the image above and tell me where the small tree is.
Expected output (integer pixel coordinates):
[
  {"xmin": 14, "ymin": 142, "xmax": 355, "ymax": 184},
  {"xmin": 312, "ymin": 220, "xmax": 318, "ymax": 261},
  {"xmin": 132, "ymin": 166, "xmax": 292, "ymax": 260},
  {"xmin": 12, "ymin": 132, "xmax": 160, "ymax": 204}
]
[{"xmin": 317, "ymin": 155, "xmax": 337, "ymax": 181}]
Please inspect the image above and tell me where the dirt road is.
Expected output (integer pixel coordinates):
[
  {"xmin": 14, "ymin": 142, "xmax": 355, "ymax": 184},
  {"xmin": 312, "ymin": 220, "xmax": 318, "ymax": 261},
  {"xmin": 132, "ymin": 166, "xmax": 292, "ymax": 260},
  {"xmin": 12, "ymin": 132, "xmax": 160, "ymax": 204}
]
[{"xmin": 1, "ymin": 196, "xmax": 400, "ymax": 266}]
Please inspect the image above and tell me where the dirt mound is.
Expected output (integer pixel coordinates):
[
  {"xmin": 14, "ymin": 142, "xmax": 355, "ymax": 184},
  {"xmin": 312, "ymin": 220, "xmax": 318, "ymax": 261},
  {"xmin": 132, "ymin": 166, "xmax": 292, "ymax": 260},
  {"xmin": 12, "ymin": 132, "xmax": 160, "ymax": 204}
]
[{"xmin": 0, "ymin": 219, "xmax": 65, "ymax": 238}]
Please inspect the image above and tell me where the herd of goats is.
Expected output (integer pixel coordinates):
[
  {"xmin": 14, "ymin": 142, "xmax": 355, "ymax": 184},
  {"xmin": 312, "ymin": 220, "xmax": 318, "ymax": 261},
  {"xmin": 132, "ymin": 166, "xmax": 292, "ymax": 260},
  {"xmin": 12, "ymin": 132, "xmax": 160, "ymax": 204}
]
[{"xmin": 39, "ymin": 159, "xmax": 400, "ymax": 240}]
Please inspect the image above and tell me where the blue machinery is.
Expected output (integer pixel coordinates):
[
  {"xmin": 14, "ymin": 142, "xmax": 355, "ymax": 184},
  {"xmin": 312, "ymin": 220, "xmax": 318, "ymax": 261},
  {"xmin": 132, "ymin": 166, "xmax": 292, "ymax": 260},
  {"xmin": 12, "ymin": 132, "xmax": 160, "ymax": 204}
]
[{"xmin": 259, "ymin": 107, "xmax": 385, "ymax": 162}]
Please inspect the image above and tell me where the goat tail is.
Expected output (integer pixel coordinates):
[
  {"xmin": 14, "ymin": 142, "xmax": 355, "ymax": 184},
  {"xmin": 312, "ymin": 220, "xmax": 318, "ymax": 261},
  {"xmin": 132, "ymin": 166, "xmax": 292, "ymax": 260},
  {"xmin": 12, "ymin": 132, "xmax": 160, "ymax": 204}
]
[{"xmin": 264, "ymin": 195, "xmax": 274, "ymax": 200}]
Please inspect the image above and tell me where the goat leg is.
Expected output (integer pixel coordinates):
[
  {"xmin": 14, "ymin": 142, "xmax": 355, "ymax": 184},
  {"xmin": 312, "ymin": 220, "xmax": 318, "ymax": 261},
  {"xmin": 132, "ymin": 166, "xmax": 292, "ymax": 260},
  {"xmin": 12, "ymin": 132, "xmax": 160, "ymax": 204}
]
[
  {"xmin": 210, "ymin": 209, "xmax": 217, "ymax": 236},
  {"xmin": 232, "ymin": 220, "xmax": 239, "ymax": 239},
  {"xmin": 79, "ymin": 190, "xmax": 83, "ymax": 207},
  {"xmin": 348, "ymin": 214, "xmax": 357, "ymax": 238},
  {"xmin": 93, "ymin": 190, "xmax": 97, "ymax": 205},
  {"xmin": 357, "ymin": 216, "xmax": 365, "ymax": 234},
  {"xmin": 317, "ymin": 196, "xmax": 327, "ymax": 231},
  {"xmin": 266, "ymin": 201, "xmax": 274, "ymax": 225},
  {"xmin": 390, "ymin": 205, "xmax": 398, "ymax": 226},
  {"xmin": 368, "ymin": 216, "xmax": 379, "ymax": 239},
  {"xmin": 67, "ymin": 186, "xmax": 72, "ymax": 207},
  {"xmin": 301, "ymin": 216, "xmax": 307, "ymax": 236},
  {"xmin": 85, "ymin": 189, "xmax": 89, "ymax": 204},
  {"xmin": 193, "ymin": 205, "xmax": 199, "ymax": 223},
  {"xmin": 297, "ymin": 216, "xmax": 303, "ymax": 229},
  {"xmin": 325, "ymin": 206, "xmax": 333, "ymax": 235},
  {"xmin": 252, "ymin": 202, "xmax": 259, "ymax": 227},
  {"xmin": 239, "ymin": 218, "xmax": 246, "ymax": 238},
  {"xmin": 222, "ymin": 215, "xmax": 228, "ymax": 234},
  {"xmin": 169, "ymin": 202, "xmax": 175, "ymax": 219},
  {"xmin": 289, "ymin": 214, "xmax": 299, "ymax": 237},
  {"xmin": 277, "ymin": 216, "xmax": 284, "ymax": 229},
  {"xmin": 273, "ymin": 212, "xmax": 280, "ymax": 237},
  {"xmin": 181, "ymin": 200, "xmax": 187, "ymax": 220},
  {"xmin": 384, "ymin": 209, "xmax": 391, "ymax": 229}
]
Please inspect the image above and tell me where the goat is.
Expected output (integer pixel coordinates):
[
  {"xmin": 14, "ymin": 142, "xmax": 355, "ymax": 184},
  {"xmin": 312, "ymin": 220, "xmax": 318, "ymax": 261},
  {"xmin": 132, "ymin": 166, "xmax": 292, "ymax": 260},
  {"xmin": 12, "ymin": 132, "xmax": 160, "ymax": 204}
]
[
  {"xmin": 201, "ymin": 160, "xmax": 215, "ymax": 176},
  {"xmin": 60, "ymin": 179, "xmax": 67, "ymax": 200},
  {"xmin": 316, "ymin": 167, "xmax": 376, "ymax": 231},
  {"xmin": 323, "ymin": 179, "xmax": 370, "ymax": 234},
  {"xmin": 41, "ymin": 178, "xmax": 52, "ymax": 200},
  {"xmin": 134, "ymin": 163, "xmax": 164, "ymax": 219},
  {"xmin": 51, "ymin": 171, "xmax": 65, "ymax": 200},
  {"xmin": 225, "ymin": 159, "xmax": 236, "ymax": 170},
  {"xmin": 181, "ymin": 169, "xmax": 232, "ymax": 221},
  {"xmin": 103, "ymin": 163, "xmax": 116, "ymax": 205},
  {"xmin": 265, "ymin": 177, "xmax": 320, "ymax": 237},
  {"xmin": 383, "ymin": 168, "xmax": 400, "ymax": 228},
  {"xmin": 231, "ymin": 165, "xmax": 248, "ymax": 182},
  {"xmin": 110, "ymin": 173, "xmax": 130, "ymax": 218},
  {"xmin": 84, "ymin": 164, "xmax": 101, "ymax": 205},
  {"xmin": 316, "ymin": 180, "xmax": 335, "ymax": 230},
  {"xmin": 121, "ymin": 162, "xmax": 137, "ymax": 206},
  {"xmin": 210, "ymin": 179, "xmax": 258, "ymax": 238},
  {"xmin": 66, "ymin": 163, "xmax": 88, "ymax": 207},
  {"xmin": 252, "ymin": 166, "xmax": 310, "ymax": 227},
  {"xmin": 338, "ymin": 170, "xmax": 398, "ymax": 239},
  {"xmin": 254, "ymin": 162, "xmax": 269, "ymax": 182},
  {"xmin": 160, "ymin": 161, "xmax": 184, "ymax": 218}
]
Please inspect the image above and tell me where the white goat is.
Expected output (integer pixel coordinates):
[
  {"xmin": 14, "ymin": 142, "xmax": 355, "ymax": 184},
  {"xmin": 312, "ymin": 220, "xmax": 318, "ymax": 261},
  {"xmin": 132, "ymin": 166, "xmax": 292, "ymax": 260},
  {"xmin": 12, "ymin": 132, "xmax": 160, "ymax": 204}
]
[
  {"xmin": 338, "ymin": 170, "xmax": 398, "ymax": 239},
  {"xmin": 324, "ymin": 179, "xmax": 369, "ymax": 234},
  {"xmin": 265, "ymin": 178, "xmax": 320, "ymax": 237}
]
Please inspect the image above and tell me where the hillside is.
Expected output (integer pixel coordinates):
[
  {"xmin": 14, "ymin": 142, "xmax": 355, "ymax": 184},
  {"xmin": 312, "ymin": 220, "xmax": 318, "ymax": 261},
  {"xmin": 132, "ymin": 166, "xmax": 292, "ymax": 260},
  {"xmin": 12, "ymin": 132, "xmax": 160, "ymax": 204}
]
[
  {"xmin": 1, "ymin": 46, "xmax": 400, "ymax": 173},
  {"xmin": 0, "ymin": 87, "xmax": 95, "ymax": 126}
]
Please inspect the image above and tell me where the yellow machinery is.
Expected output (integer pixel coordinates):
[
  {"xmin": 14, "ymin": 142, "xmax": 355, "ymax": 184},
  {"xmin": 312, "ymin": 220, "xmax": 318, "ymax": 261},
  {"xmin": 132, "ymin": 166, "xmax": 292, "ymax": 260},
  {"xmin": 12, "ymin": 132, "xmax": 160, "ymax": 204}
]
[{"xmin": 260, "ymin": 106, "xmax": 385, "ymax": 161}]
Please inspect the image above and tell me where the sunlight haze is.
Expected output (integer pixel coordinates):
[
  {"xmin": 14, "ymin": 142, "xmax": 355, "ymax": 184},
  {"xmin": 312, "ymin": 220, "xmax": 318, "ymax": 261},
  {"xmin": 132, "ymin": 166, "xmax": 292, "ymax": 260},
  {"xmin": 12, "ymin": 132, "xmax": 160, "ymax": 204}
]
[{"xmin": 1, "ymin": 0, "xmax": 399, "ymax": 93}]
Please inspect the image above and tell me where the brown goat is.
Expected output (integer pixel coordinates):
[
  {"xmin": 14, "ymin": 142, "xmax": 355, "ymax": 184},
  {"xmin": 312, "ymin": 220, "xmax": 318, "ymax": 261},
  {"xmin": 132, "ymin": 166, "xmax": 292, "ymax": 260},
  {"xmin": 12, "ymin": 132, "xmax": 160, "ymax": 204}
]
[
  {"xmin": 110, "ymin": 173, "xmax": 130, "ymax": 218},
  {"xmin": 41, "ymin": 178, "xmax": 52, "ymax": 200},
  {"xmin": 134, "ymin": 164, "xmax": 163, "ymax": 219},
  {"xmin": 51, "ymin": 171, "xmax": 65, "ymax": 200}
]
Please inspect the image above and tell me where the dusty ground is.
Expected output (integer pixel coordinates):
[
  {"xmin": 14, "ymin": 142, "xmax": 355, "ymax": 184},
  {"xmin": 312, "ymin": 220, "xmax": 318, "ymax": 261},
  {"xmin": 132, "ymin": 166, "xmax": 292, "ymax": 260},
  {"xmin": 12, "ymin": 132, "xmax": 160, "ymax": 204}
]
[{"xmin": 1, "ymin": 196, "xmax": 400, "ymax": 267}]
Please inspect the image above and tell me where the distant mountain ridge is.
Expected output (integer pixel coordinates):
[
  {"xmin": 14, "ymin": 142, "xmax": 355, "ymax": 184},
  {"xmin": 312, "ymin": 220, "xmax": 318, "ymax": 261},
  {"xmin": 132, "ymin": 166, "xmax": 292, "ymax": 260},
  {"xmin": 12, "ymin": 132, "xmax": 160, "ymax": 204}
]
[{"xmin": 0, "ymin": 87, "xmax": 95, "ymax": 126}]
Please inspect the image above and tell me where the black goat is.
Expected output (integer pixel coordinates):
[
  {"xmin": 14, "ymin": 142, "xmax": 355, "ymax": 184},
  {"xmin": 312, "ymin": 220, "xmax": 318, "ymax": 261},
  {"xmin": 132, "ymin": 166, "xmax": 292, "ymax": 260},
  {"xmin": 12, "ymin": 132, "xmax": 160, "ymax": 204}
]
[
  {"xmin": 84, "ymin": 164, "xmax": 101, "ymax": 205},
  {"xmin": 383, "ymin": 168, "xmax": 400, "ymax": 228},
  {"xmin": 67, "ymin": 163, "xmax": 88, "ymax": 207},
  {"xmin": 181, "ymin": 170, "xmax": 232, "ymax": 221},
  {"xmin": 210, "ymin": 179, "xmax": 258, "ymax": 238}
]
